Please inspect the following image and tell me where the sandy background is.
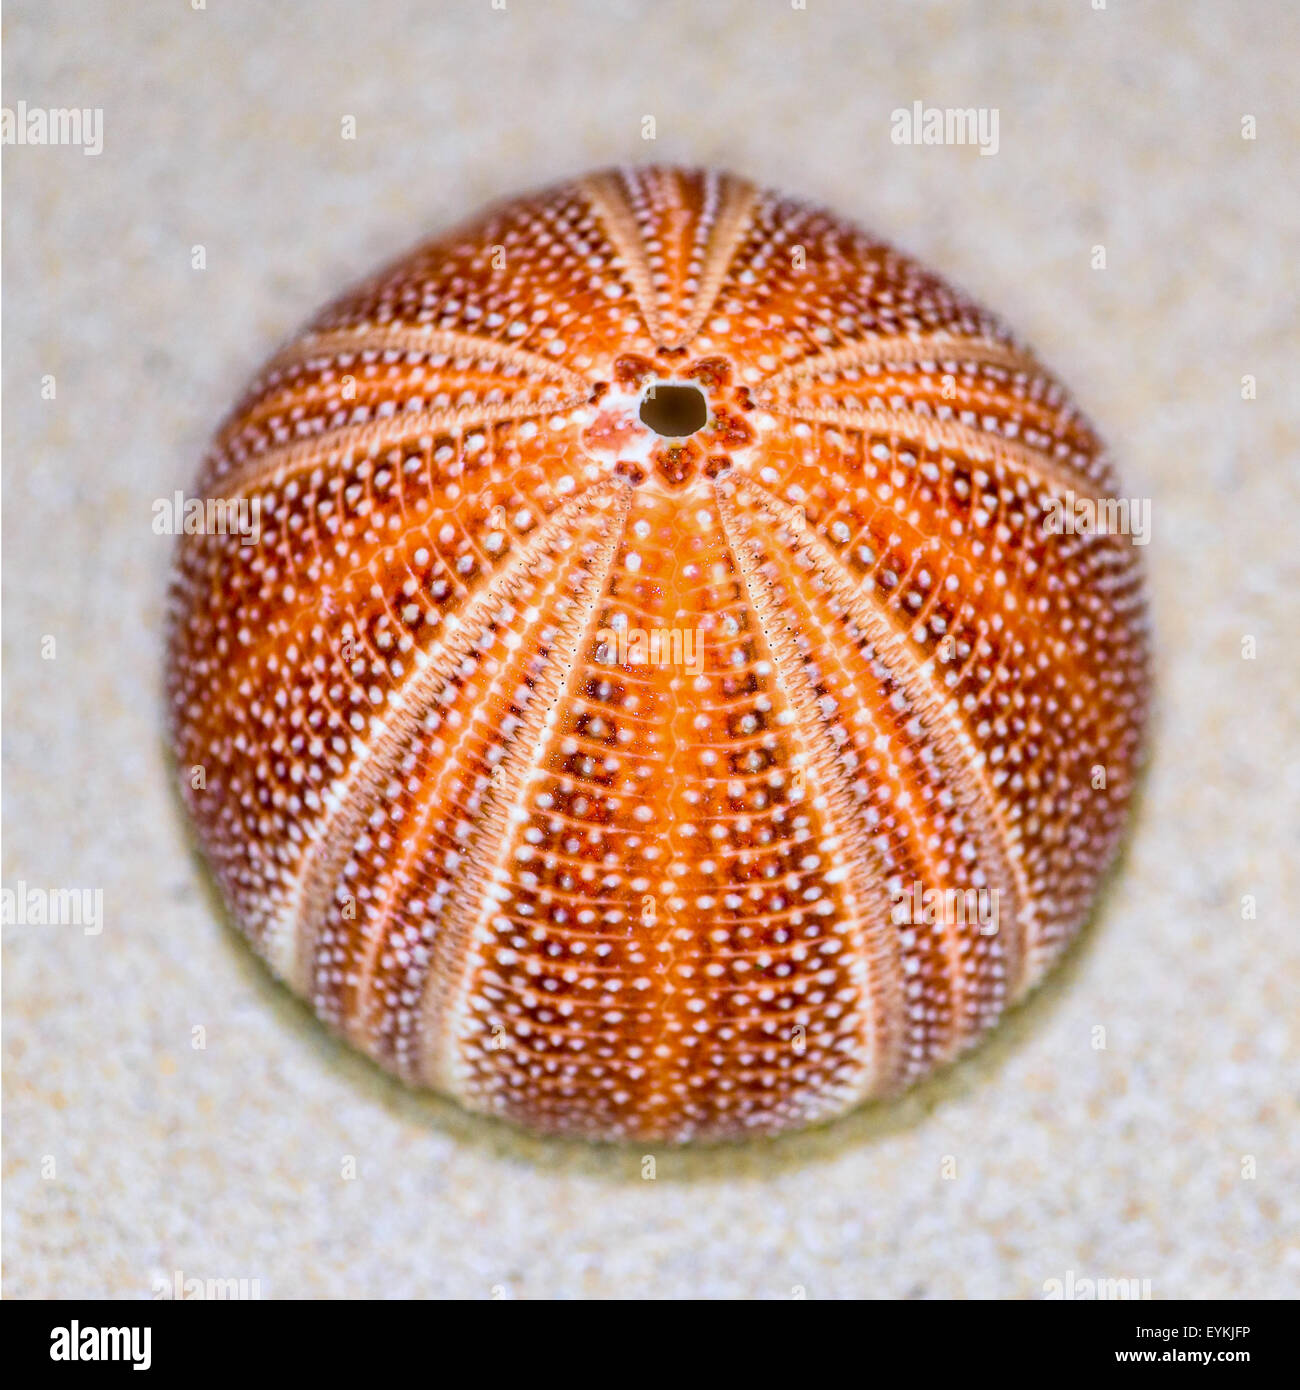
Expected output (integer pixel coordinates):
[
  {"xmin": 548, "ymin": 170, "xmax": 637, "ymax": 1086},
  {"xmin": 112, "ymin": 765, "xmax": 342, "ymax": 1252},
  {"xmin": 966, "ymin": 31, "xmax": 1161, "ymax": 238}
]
[{"xmin": 4, "ymin": 0, "xmax": 1297, "ymax": 1299}]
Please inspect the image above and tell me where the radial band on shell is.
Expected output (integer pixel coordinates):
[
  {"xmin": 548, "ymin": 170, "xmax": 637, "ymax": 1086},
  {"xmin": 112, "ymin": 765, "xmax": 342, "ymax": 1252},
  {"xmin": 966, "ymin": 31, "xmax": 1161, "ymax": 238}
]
[{"xmin": 167, "ymin": 166, "xmax": 1150, "ymax": 1142}]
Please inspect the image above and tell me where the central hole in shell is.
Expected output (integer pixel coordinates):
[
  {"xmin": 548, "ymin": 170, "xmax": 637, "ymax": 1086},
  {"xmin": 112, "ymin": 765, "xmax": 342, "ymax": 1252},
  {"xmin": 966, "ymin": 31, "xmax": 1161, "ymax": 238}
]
[{"xmin": 639, "ymin": 382, "xmax": 708, "ymax": 438}]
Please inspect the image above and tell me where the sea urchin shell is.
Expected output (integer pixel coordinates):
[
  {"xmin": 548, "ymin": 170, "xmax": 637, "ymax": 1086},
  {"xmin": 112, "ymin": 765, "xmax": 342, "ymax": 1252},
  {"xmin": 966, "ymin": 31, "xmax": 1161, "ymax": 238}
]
[{"xmin": 167, "ymin": 167, "xmax": 1150, "ymax": 1141}]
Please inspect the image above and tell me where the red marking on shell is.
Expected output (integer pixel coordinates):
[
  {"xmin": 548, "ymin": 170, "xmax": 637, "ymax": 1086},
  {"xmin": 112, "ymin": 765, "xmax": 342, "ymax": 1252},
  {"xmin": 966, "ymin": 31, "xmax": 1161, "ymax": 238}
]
[{"xmin": 166, "ymin": 167, "xmax": 1150, "ymax": 1142}]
